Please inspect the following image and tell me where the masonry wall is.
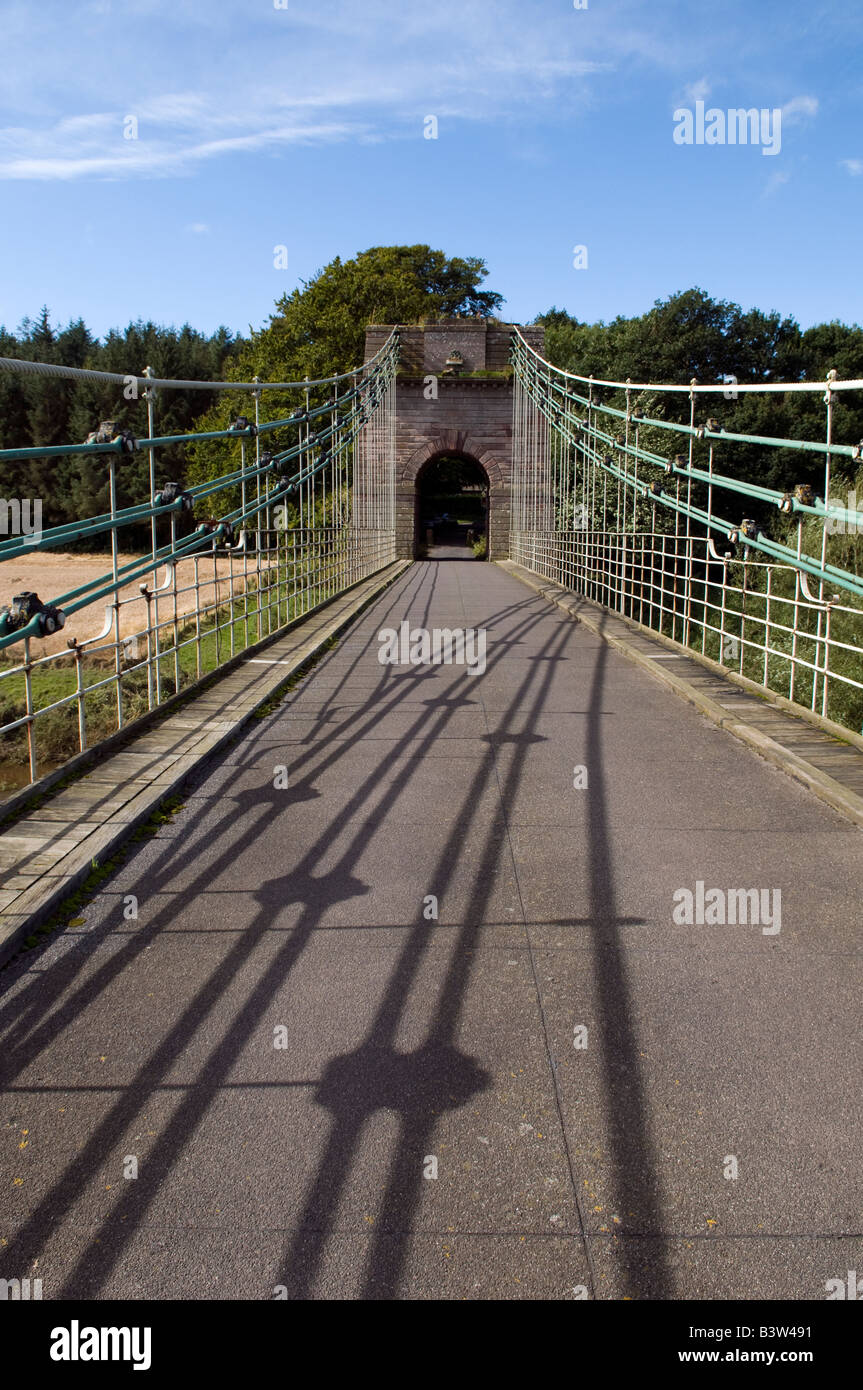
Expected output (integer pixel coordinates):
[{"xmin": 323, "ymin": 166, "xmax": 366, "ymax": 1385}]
[{"xmin": 363, "ymin": 321, "xmax": 544, "ymax": 560}]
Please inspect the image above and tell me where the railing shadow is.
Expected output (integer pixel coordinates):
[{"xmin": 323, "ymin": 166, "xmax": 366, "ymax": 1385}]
[{"xmin": 0, "ymin": 561, "xmax": 671, "ymax": 1300}]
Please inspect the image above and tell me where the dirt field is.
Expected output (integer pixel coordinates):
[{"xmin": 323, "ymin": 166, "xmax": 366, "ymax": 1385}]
[{"xmin": 0, "ymin": 551, "xmax": 251, "ymax": 658}]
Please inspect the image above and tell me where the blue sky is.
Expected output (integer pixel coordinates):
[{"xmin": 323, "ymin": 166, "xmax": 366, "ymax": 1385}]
[{"xmin": 1, "ymin": 0, "xmax": 861, "ymax": 344}]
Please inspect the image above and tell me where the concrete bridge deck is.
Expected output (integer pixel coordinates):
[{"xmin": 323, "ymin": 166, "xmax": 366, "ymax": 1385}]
[{"xmin": 1, "ymin": 559, "xmax": 861, "ymax": 1300}]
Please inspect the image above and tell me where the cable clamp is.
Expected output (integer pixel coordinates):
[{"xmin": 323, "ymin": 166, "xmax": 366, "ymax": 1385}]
[
  {"xmin": 85, "ymin": 420, "xmax": 137, "ymax": 453},
  {"xmin": 0, "ymin": 591, "xmax": 65, "ymax": 637}
]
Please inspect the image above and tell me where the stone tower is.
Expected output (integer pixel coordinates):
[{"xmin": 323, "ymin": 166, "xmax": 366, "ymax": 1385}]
[{"xmin": 362, "ymin": 320, "xmax": 544, "ymax": 559}]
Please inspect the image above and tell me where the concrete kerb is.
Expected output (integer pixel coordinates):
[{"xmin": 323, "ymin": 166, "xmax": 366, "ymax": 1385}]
[
  {"xmin": 0, "ymin": 560, "xmax": 411, "ymax": 967},
  {"xmin": 499, "ymin": 560, "xmax": 863, "ymax": 831}
]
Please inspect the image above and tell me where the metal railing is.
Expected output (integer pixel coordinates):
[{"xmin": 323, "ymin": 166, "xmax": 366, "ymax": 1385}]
[
  {"xmin": 0, "ymin": 335, "xmax": 399, "ymax": 793},
  {"xmin": 510, "ymin": 331, "xmax": 863, "ymax": 734}
]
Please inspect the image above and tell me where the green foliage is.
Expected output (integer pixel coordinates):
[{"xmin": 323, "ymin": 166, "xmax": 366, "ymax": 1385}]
[
  {"xmin": 0, "ymin": 310, "xmax": 243, "ymax": 541},
  {"xmin": 535, "ymin": 290, "xmax": 863, "ymax": 509},
  {"xmin": 536, "ymin": 292, "xmax": 863, "ymax": 733},
  {"xmin": 420, "ymin": 455, "xmax": 487, "ymax": 493},
  {"xmin": 254, "ymin": 245, "xmax": 503, "ymax": 381},
  {"xmin": 538, "ymin": 290, "xmax": 803, "ymax": 387},
  {"xmin": 185, "ymin": 245, "xmax": 503, "ymax": 495}
]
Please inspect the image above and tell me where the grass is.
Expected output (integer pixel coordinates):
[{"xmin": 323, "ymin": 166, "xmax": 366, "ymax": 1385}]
[
  {"xmin": 0, "ymin": 555, "xmax": 347, "ymax": 773},
  {"xmin": 530, "ymin": 488, "xmax": 863, "ymax": 736},
  {"xmin": 613, "ymin": 522, "xmax": 863, "ymax": 735}
]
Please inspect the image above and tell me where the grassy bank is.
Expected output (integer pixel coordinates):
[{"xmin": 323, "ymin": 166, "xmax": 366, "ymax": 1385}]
[{"xmin": 0, "ymin": 559, "xmax": 344, "ymax": 780}]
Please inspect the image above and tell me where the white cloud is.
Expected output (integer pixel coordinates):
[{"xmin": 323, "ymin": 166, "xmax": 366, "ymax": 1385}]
[
  {"xmin": 780, "ymin": 95, "xmax": 818, "ymax": 123},
  {"xmin": 55, "ymin": 113, "xmax": 116, "ymax": 135},
  {"xmin": 185, "ymin": 222, "xmax": 210, "ymax": 234},
  {"xmin": 763, "ymin": 170, "xmax": 790, "ymax": 197},
  {"xmin": 0, "ymin": 118, "xmax": 364, "ymax": 180},
  {"xmin": 136, "ymin": 94, "xmax": 211, "ymax": 127},
  {"xmin": 0, "ymin": 0, "xmax": 778, "ymax": 182},
  {"xmin": 840, "ymin": 158, "xmax": 863, "ymax": 176},
  {"xmin": 684, "ymin": 78, "xmax": 711, "ymax": 103}
]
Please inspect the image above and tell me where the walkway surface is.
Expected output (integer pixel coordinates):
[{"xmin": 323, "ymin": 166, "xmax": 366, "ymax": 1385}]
[
  {"xmin": 0, "ymin": 559, "xmax": 861, "ymax": 1300},
  {"xmin": 0, "ymin": 561, "xmax": 408, "ymax": 965},
  {"xmin": 426, "ymin": 542, "xmax": 474, "ymax": 560}
]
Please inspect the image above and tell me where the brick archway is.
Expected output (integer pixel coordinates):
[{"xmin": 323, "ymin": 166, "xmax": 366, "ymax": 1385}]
[
  {"xmin": 399, "ymin": 436, "xmax": 505, "ymax": 492},
  {"xmin": 410, "ymin": 446, "xmax": 497, "ymax": 559},
  {"xmin": 363, "ymin": 320, "xmax": 544, "ymax": 561},
  {"xmin": 401, "ymin": 437, "xmax": 507, "ymax": 559}
]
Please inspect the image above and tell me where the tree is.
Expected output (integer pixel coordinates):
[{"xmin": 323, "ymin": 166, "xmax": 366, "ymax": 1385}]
[
  {"xmin": 0, "ymin": 311, "xmax": 242, "ymax": 539},
  {"xmin": 240, "ymin": 244, "xmax": 503, "ymax": 382},
  {"xmin": 534, "ymin": 292, "xmax": 863, "ymax": 505},
  {"xmin": 185, "ymin": 244, "xmax": 504, "ymax": 492}
]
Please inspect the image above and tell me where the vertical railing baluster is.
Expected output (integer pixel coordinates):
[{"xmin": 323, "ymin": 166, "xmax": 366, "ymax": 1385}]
[{"xmin": 23, "ymin": 636, "xmax": 37, "ymax": 784}]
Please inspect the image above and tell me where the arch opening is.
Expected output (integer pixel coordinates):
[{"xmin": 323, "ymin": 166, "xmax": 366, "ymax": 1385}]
[{"xmin": 415, "ymin": 453, "xmax": 489, "ymax": 560}]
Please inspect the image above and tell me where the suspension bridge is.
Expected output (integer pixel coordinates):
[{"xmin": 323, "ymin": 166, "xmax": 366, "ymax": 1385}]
[{"xmin": 0, "ymin": 322, "xmax": 861, "ymax": 1301}]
